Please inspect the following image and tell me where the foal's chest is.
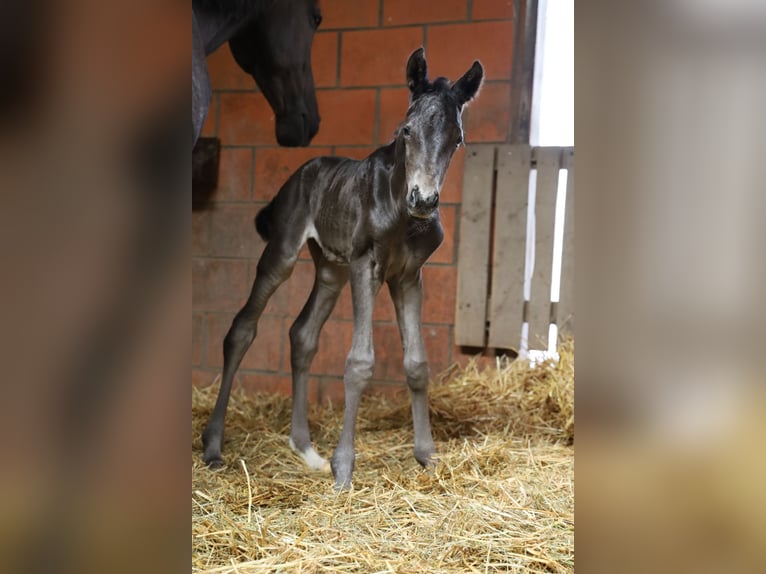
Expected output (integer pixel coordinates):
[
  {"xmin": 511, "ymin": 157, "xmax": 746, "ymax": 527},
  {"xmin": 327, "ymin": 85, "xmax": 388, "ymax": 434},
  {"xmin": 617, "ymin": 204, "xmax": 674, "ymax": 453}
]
[{"xmin": 379, "ymin": 216, "xmax": 445, "ymax": 279}]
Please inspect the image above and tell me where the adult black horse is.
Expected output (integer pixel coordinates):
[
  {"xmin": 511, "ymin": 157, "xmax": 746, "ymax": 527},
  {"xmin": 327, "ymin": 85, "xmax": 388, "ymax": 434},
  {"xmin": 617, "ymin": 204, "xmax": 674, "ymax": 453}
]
[{"xmin": 192, "ymin": 0, "xmax": 322, "ymax": 146}]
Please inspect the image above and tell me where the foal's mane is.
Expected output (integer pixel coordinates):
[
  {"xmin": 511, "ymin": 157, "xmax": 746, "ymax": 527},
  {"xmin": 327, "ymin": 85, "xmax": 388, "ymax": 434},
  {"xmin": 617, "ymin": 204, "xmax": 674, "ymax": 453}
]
[{"xmin": 410, "ymin": 77, "xmax": 459, "ymax": 105}]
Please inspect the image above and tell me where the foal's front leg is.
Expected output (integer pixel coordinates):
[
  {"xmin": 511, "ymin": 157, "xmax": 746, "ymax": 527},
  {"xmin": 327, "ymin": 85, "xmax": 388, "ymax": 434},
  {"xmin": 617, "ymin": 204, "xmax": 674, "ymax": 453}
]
[
  {"xmin": 331, "ymin": 255, "xmax": 381, "ymax": 489},
  {"xmin": 389, "ymin": 270, "xmax": 436, "ymax": 467}
]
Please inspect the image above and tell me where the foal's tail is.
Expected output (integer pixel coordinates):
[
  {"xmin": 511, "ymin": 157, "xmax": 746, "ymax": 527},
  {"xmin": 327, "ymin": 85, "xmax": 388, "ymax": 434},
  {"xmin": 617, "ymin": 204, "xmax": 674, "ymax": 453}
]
[{"xmin": 254, "ymin": 201, "xmax": 275, "ymax": 242}]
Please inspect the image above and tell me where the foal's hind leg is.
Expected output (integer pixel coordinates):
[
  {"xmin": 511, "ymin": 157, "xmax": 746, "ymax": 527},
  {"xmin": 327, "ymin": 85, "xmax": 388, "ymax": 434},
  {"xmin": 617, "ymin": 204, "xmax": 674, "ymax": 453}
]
[
  {"xmin": 288, "ymin": 241, "xmax": 349, "ymax": 470},
  {"xmin": 202, "ymin": 240, "xmax": 301, "ymax": 467}
]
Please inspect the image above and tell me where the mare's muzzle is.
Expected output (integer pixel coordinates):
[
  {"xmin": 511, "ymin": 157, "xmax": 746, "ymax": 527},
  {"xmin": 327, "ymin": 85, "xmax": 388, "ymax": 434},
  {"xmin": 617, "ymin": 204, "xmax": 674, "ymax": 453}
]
[{"xmin": 276, "ymin": 110, "xmax": 320, "ymax": 147}]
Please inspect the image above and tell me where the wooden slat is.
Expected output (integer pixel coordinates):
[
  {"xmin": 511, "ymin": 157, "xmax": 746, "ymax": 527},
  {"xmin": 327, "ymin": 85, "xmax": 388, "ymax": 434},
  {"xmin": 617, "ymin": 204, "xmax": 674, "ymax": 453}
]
[
  {"xmin": 488, "ymin": 145, "xmax": 530, "ymax": 350},
  {"xmin": 556, "ymin": 149, "xmax": 575, "ymax": 337},
  {"xmin": 527, "ymin": 147, "xmax": 561, "ymax": 350},
  {"xmin": 455, "ymin": 145, "xmax": 496, "ymax": 346}
]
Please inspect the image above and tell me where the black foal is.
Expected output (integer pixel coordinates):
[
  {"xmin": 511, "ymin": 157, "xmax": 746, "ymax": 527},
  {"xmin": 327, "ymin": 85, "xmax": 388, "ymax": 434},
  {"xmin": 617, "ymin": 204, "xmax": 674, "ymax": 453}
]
[{"xmin": 203, "ymin": 47, "xmax": 484, "ymax": 489}]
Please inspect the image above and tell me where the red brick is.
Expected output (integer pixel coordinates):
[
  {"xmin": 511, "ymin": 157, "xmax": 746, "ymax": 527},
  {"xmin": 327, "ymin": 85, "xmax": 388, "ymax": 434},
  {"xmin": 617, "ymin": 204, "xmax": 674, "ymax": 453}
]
[
  {"xmin": 313, "ymin": 89, "xmax": 377, "ymax": 145},
  {"xmin": 291, "ymin": 276, "xmax": 390, "ymax": 322},
  {"xmin": 207, "ymin": 45, "xmax": 252, "ymax": 90},
  {"xmin": 463, "ymin": 82, "xmax": 511, "ymax": 142},
  {"xmin": 282, "ymin": 277, "xmax": 424, "ymax": 325},
  {"xmin": 368, "ymin": 382, "xmax": 407, "ymax": 400},
  {"xmin": 373, "ymin": 288, "xmax": 397, "ymax": 321},
  {"xmin": 192, "ymin": 368, "xmax": 218, "ymax": 388},
  {"xmin": 200, "ymin": 96, "xmax": 217, "ymax": 137},
  {"xmin": 319, "ymin": 377, "xmax": 346, "ymax": 407},
  {"xmin": 209, "ymin": 204, "xmax": 264, "ymax": 259},
  {"xmin": 298, "ymin": 244, "xmax": 312, "ymax": 261},
  {"xmin": 372, "ymin": 323, "xmax": 404, "ymax": 379},
  {"xmin": 427, "ymin": 21, "xmax": 514, "ymax": 81},
  {"xmin": 192, "ymin": 210, "xmax": 211, "ymax": 256},
  {"xmin": 192, "ymin": 313, "xmax": 204, "ymax": 366},
  {"xmin": 253, "ymin": 147, "xmax": 332, "ymax": 200},
  {"xmin": 217, "ymin": 148, "xmax": 253, "ymax": 202},
  {"xmin": 312, "ymin": 32, "xmax": 338, "ymax": 88},
  {"xmin": 421, "ymin": 265, "xmax": 457, "ymax": 323},
  {"xmin": 334, "ymin": 146, "xmax": 378, "ymax": 160},
  {"xmin": 340, "ymin": 28, "xmax": 424, "ymax": 87},
  {"xmin": 205, "ymin": 313, "xmax": 283, "ymax": 371},
  {"xmin": 423, "ymin": 324, "xmax": 452, "ymax": 375},
  {"xmin": 219, "ymin": 92, "xmax": 277, "ymax": 146},
  {"xmin": 320, "ymin": 378, "xmax": 407, "ymax": 405},
  {"xmin": 441, "ymin": 145, "xmax": 465, "ymax": 203},
  {"xmin": 378, "ymin": 87, "xmax": 409, "ymax": 144},
  {"xmin": 192, "ymin": 258, "xmax": 249, "ymax": 312},
  {"xmin": 371, "ymin": 322, "xmax": 452, "ymax": 380},
  {"xmin": 429, "ymin": 205, "xmax": 456, "ymax": 264},
  {"xmin": 311, "ymin": 319, "xmax": 353, "ymax": 376},
  {"xmin": 383, "ymin": 0, "xmax": 466, "ymax": 26},
  {"xmin": 321, "ymin": 0, "xmax": 379, "ymax": 29},
  {"xmin": 239, "ymin": 373, "xmax": 314, "ymax": 401},
  {"xmin": 334, "ymin": 285, "xmax": 354, "ymax": 320},
  {"xmin": 286, "ymin": 262, "xmax": 353, "ymax": 320},
  {"xmin": 472, "ymin": 0, "xmax": 514, "ymax": 20}
]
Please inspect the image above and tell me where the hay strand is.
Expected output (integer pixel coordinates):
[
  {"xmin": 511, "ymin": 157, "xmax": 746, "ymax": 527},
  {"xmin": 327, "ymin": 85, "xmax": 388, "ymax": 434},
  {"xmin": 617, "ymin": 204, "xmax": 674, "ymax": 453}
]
[{"xmin": 240, "ymin": 459, "xmax": 253, "ymax": 525}]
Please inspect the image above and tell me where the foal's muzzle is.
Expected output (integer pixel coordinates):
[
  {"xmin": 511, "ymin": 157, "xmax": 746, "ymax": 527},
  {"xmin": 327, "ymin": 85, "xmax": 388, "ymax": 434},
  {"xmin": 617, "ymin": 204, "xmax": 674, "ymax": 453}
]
[{"xmin": 407, "ymin": 185, "xmax": 439, "ymax": 218}]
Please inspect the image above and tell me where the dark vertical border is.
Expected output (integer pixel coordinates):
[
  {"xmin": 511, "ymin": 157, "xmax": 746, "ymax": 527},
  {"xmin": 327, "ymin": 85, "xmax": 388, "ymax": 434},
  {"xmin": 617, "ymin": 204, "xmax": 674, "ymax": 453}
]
[{"xmin": 509, "ymin": 0, "xmax": 539, "ymax": 143}]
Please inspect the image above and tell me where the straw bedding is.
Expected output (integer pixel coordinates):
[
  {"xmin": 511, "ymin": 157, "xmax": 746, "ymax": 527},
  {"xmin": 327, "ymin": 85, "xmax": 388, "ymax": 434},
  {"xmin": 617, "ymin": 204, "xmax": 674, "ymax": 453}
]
[{"xmin": 192, "ymin": 341, "xmax": 574, "ymax": 573}]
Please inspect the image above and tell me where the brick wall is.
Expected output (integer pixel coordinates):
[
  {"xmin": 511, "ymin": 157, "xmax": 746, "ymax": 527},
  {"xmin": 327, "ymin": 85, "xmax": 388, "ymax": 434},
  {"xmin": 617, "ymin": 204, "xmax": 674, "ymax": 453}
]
[{"xmin": 192, "ymin": 0, "xmax": 516, "ymax": 403}]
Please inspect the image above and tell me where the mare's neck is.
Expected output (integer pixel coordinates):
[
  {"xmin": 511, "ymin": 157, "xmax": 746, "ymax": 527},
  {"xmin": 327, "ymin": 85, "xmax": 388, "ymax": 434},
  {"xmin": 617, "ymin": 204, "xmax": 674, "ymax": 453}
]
[{"xmin": 194, "ymin": 3, "xmax": 259, "ymax": 55}]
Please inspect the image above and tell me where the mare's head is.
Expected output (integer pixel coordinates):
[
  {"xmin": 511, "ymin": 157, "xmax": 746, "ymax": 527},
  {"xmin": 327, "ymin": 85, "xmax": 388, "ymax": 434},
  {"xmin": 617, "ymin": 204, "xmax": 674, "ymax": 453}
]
[
  {"xmin": 397, "ymin": 48, "xmax": 484, "ymax": 219},
  {"xmin": 228, "ymin": 0, "xmax": 321, "ymax": 146}
]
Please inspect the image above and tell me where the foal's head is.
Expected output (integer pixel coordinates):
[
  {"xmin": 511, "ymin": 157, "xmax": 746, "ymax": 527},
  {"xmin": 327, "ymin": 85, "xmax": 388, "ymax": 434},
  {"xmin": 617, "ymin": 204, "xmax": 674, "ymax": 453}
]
[
  {"xmin": 398, "ymin": 48, "xmax": 484, "ymax": 219},
  {"xmin": 228, "ymin": 0, "xmax": 321, "ymax": 146}
]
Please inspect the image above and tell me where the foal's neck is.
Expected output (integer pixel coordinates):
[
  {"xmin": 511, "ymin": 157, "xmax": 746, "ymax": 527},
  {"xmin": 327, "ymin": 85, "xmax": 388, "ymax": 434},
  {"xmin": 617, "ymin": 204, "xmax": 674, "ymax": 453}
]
[{"xmin": 384, "ymin": 138, "xmax": 408, "ymax": 211}]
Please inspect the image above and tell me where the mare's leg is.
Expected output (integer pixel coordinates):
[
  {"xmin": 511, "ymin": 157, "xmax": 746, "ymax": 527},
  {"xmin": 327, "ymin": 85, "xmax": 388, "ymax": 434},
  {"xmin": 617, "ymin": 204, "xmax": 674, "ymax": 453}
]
[
  {"xmin": 389, "ymin": 270, "xmax": 435, "ymax": 467},
  {"xmin": 331, "ymin": 255, "xmax": 381, "ymax": 489},
  {"xmin": 202, "ymin": 239, "xmax": 301, "ymax": 467},
  {"xmin": 289, "ymin": 242, "xmax": 349, "ymax": 470}
]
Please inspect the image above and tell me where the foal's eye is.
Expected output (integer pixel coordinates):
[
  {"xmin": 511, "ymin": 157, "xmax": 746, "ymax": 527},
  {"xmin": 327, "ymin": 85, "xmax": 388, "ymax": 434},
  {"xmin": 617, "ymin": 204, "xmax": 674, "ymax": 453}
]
[
  {"xmin": 402, "ymin": 126, "xmax": 411, "ymax": 138},
  {"xmin": 313, "ymin": 12, "xmax": 322, "ymax": 28}
]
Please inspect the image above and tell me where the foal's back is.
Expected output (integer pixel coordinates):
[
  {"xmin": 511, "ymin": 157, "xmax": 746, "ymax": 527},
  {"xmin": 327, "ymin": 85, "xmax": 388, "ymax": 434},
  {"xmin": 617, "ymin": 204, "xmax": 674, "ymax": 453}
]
[{"xmin": 257, "ymin": 144, "xmax": 420, "ymax": 269}]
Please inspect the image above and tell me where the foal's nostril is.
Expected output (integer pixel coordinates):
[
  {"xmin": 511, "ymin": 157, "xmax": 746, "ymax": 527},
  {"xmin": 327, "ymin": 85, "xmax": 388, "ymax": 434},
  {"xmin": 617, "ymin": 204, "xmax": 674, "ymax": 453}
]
[
  {"xmin": 429, "ymin": 194, "xmax": 439, "ymax": 208},
  {"xmin": 412, "ymin": 185, "xmax": 419, "ymax": 195}
]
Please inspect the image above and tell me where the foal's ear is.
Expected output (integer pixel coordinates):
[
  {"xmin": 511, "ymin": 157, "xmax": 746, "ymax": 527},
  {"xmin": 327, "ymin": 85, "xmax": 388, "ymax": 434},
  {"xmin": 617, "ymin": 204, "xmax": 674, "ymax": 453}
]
[
  {"xmin": 452, "ymin": 60, "xmax": 484, "ymax": 107},
  {"xmin": 406, "ymin": 47, "xmax": 429, "ymax": 98}
]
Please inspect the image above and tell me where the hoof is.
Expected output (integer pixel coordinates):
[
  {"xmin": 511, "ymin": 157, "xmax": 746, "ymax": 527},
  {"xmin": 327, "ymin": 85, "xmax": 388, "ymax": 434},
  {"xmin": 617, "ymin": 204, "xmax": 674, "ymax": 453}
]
[
  {"xmin": 330, "ymin": 454, "xmax": 354, "ymax": 490},
  {"xmin": 333, "ymin": 479, "xmax": 352, "ymax": 492},
  {"xmin": 202, "ymin": 425, "xmax": 224, "ymax": 469},
  {"xmin": 204, "ymin": 454, "xmax": 224, "ymax": 469},
  {"xmin": 414, "ymin": 446, "xmax": 436, "ymax": 468},
  {"xmin": 289, "ymin": 438, "xmax": 330, "ymax": 472}
]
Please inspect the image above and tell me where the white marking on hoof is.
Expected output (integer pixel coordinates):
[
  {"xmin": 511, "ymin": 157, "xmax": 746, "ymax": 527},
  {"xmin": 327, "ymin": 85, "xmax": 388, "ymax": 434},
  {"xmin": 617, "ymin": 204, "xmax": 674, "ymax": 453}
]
[{"xmin": 289, "ymin": 438, "xmax": 330, "ymax": 472}]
